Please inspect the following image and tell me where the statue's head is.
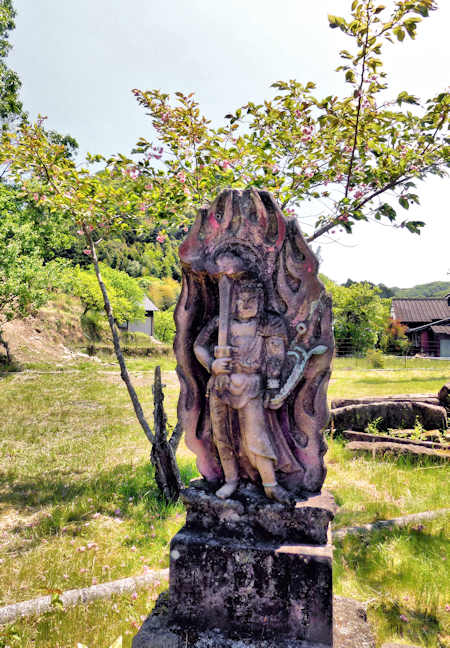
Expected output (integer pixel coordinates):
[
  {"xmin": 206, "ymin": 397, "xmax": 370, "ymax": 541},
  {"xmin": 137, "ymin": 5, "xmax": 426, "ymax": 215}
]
[{"xmin": 234, "ymin": 279, "xmax": 263, "ymax": 321}]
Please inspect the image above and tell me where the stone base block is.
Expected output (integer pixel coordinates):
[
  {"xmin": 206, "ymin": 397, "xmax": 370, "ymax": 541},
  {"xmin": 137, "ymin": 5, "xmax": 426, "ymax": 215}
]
[
  {"xmin": 168, "ymin": 527, "xmax": 333, "ymax": 645},
  {"xmin": 132, "ymin": 593, "xmax": 375, "ymax": 648},
  {"xmin": 183, "ymin": 480, "xmax": 336, "ymax": 545}
]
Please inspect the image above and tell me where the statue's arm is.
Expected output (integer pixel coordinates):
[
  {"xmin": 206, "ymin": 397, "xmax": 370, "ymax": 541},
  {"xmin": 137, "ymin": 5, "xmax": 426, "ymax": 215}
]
[{"xmin": 193, "ymin": 316, "xmax": 219, "ymax": 373}]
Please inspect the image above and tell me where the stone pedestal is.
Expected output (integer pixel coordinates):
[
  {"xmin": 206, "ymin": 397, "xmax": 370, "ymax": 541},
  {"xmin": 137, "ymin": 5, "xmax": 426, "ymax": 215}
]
[
  {"xmin": 134, "ymin": 480, "xmax": 341, "ymax": 647},
  {"xmin": 133, "ymin": 593, "xmax": 375, "ymax": 648}
]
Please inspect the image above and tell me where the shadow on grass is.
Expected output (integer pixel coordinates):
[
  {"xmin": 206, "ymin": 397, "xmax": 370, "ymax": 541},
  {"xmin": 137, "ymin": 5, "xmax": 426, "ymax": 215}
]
[
  {"xmin": 334, "ymin": 525, "xmax": 448, "ymax": 647},
  {"xmin": 1, "ymin": 454, "xmax": 199, "ymax": 544}
]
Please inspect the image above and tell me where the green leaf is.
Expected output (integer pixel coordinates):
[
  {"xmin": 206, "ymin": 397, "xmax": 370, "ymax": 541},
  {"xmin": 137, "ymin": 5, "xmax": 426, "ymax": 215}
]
[
  {"xmin": 397, "ymin": 91, "xmax": 420, "ymax": 105},
  {"xmin": 404, "ymin": 220, "xmax": 425, "ymax": 233},
  {"xmin": 328, "ymin": 14, "xmax": 339, "ymax": 28},
  {"xmin": 399, "ymin": 196, "xmax": 409, "ymax": 209},
  {"xmin": 394, "ymin": 27, "xmax": 405, "ymax": 41},
  {"xmin": 415, "ymin": 5, "xmax": 429, "ymax": 17},
  {"xmin": 374, "ymin": 5, "xmax": 386, "ymax": 14},
  {"xmin": 345, "ymin": 70, "xmax": 356, "ymax": 83},
  {"xmin": 377, "ymin": 203, "xmax": 397, "ymax": 221}
]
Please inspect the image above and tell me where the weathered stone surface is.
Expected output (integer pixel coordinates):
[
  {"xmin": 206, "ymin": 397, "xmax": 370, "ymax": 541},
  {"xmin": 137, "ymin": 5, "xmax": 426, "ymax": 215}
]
[
  {"xmin": 341, "ymin": 429, "xmax": 448, "ymax": 450},
  {"xmin": 333, "ymin": 596, "xmax": 375, "ymax": 648},
  {"xmin": 169, "ymin": 527, "xmax": 333, "ymax": 644},
  {"xmin": 174, "ymin": 188, "xmax": 334, "ymax": 498},
  {"xmin": 347, "ymin": 440, "xmax": 450, "ymax": 461},
  {"xmin": 331, "ymin": 401, "xmax": 447, "ymax": 432},
  {"xmin": 133, "ymin": 593, "xmax": 375, "ymax": 648},
  {"xmin": 182, "ymin": 480, "xmax": 336, "ymax": 545}
]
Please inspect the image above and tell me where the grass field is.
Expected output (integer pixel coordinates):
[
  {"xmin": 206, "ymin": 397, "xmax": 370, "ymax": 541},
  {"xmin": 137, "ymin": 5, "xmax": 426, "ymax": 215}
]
[{"xmin": 0, "ymin": 354, "xmax": 449, "ymax": 647}]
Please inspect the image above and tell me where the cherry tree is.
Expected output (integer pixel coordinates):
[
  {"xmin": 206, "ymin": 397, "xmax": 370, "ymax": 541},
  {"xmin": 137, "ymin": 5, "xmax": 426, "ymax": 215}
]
[{"xmin": 128, "ymin": 0, "xmax": 448, "ymax": 243}]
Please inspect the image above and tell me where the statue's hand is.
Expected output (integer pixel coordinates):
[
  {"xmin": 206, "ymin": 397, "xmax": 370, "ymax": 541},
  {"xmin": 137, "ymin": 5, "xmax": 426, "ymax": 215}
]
[
  {"xmin": 211, "ymin": 358, "xmax": 231, "ymax": 376},
  {"xmin": 264, "ymin": 388, "xmax": 281, "ymax": 409}
]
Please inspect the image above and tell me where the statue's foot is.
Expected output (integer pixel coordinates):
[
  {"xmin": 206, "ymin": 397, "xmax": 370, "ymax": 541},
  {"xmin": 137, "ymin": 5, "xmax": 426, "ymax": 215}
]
[
  {"xmin": 215, "ymin": 479, "xmax": 239, "ymax": 499},
  {"xmin": 264, "ymin": 484, "xmax": 294, "ymax": 506}
]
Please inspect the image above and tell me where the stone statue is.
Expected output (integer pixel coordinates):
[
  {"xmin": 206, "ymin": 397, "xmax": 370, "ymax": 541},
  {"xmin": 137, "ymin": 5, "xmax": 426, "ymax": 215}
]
[
  {"xmin": 134, "ymin": 190, "xmax": 339, "ymax": 647},
  {"xmin": 194, "ymin": 277, "xmax": 296, "ymax": 504},
  {"xmin": 174, "ymin": 188, "xmax": 334, "ymax": 500}
]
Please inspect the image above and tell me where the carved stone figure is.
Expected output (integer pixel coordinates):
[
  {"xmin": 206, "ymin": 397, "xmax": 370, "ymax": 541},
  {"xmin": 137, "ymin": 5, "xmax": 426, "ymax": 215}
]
[
  {"xmin": 133, "ymin": 189, "xmax": 340, "ymax": 647},
  {"xmin": 174, "ymin": 188, "xmax": 334, "ymax": 499}
]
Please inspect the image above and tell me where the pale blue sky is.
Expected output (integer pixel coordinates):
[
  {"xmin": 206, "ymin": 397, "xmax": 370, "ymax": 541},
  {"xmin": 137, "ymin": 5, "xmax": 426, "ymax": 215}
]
[{"xmin": 8, "ymin": 0, "xmax": 450, "ymax": 287}]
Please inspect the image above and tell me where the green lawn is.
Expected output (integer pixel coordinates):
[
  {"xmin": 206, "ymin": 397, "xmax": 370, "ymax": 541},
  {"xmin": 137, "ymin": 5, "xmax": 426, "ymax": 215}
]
[{"xmin": 0, "ymin": 355, "xmax": 449, "ymax": 647}]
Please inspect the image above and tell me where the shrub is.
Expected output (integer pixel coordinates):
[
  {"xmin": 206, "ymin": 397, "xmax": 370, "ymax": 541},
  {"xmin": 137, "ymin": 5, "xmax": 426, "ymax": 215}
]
[
  {"xmin": 154, "ymin": 309, "xmax": 176, "ymax": 343},
  {"xmin": 366, "ymin": 349, "xmax": 385, "ymax": 368}
]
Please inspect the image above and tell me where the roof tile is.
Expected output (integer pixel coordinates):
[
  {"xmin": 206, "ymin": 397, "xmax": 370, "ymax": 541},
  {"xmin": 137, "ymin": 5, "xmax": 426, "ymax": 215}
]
[{"xmin": 392, "ymin": 298, "xmax": 449, "ymax": 323}]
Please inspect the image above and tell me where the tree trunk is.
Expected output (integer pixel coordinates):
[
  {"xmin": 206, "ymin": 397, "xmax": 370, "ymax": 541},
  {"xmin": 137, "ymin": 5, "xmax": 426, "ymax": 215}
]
[
  {"xmin": 84, "ymin": 229, "xmax": 182, "ymax": 501},
  {"xmin": 84, "ymin": 228, "xmax": 155, "ymax": 445},
  {"xmin": 151, "ymin": 366, "xmax": 182, "ymax": 501}
]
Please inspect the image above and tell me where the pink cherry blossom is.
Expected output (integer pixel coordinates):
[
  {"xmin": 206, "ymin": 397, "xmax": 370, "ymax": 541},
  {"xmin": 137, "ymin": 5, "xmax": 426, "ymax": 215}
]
[
  {"xmin": 176, "ymin": 171, "xmax": 186, "ymax": 184},
  {"xmin": 131, "ymin": 592, "xmax": 138, "ymax": 600},
  {"xmin": 83, "ymin": 249, "xmax": 92, "ymax": 256},
  {"xmin": 156, "ymin": 233, "xmax": 166, "ymax": 243},
  {"xmin": 399, "ymin": 614, "xmax": 409, "ymax": 622},
  {"xmin": 32, "ymin": 193, "xmax": 39, "ymax": 202}
]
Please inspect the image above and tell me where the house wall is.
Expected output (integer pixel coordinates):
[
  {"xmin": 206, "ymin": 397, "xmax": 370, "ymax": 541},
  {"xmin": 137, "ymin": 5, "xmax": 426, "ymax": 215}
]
[
  {"xmin": 420, "ymin": 330, "xmax": 430, "ymax": 355},
  {"xmin": 440, "ymin": 336, "xmax": 450, "ymax": 358},
  {"xmin": 127, "ymin": 314, "xmax": 154, "ymax": 337}
]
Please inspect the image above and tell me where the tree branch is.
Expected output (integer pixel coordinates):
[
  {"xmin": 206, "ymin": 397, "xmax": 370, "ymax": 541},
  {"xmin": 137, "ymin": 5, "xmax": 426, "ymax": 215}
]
[
  {"xmin": 84, "ymin": 227, "xmax": 155, "ymax": 445},
  {"xmin": 344, "ymin": 6, "xmax": 371, "ymax": 199}
]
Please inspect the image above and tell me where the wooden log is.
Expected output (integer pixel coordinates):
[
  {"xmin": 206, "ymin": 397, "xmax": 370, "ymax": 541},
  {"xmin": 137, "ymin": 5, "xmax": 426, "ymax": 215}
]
[
  {"xmin": 333, "ymin": 508, "xmax": 450, "ymax": 540},
  {"xmin": 438, "ymin": 383, "xmax": 450, "ymax": 411},
  {"xmin": 0, "ymin": 569, "xmax": 169, "ymax": 626},
  {"xmin": 346, "ymin": 440, "xmax": 450, "ymax": 461},
  {"xmin": 331, "ymin": 394, "xmax": 439, "ymax": 409},
  {"xmin": 341, "ymin": 430, "xmax": 449, "ymax": 451},
  {"xmin": 331, "ymin": 401, "xmax": 447, "ymax": 432}
]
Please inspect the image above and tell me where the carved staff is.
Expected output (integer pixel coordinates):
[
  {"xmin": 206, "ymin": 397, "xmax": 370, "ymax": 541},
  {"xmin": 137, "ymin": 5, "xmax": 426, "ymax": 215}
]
[{"xmin": 217, "ymin": 275, "xmax": 232, "ymax": 351}]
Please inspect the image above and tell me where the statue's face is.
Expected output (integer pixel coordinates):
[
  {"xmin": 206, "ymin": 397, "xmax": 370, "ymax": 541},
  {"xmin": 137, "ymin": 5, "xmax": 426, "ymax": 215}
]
[{"xmin": 236, "ymin": 289, "xmax": 259, "ymax": 320}]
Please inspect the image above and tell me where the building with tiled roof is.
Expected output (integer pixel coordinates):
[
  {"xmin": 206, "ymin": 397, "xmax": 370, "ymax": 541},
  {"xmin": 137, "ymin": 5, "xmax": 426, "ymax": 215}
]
[
  {"xmin": 117, "ymin": 296, "xmax": 159, "ymax": 337},
  {"xmin": 391, "ymin": 294, "xmax": 450, "ymax": 357}
]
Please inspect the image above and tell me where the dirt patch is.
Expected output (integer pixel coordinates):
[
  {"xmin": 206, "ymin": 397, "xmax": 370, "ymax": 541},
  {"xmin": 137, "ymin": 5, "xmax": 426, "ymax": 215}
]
[{"xmin": 2, "ymin": 296, "xmax": 86, "ymax": 365}]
